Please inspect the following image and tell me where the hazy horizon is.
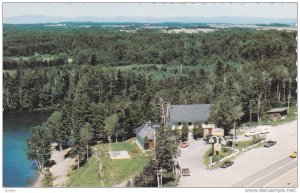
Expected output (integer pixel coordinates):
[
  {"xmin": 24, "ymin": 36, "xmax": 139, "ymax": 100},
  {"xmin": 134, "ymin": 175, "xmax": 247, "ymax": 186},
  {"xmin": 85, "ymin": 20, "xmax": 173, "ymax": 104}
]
[{"xmin": 4, "ymin": 3, "xmax": 297, "ymax": 19}]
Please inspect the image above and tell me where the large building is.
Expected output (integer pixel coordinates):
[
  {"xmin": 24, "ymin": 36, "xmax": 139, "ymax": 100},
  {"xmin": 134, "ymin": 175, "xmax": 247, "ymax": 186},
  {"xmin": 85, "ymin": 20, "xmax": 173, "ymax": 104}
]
[{"xmin": 168, "ymin": 104, "xmax": 212, "ymax": 130}]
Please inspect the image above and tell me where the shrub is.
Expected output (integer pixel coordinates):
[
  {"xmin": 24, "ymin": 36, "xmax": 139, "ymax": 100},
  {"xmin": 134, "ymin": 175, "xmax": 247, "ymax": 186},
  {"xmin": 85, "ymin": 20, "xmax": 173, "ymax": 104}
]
[
  {"xmin": 193, "ymin": 124, "xmax": 204, "ymax": 139},
  {"xmin": 181, "ymin": 123, "xmax": 189, "ymax": 141}
]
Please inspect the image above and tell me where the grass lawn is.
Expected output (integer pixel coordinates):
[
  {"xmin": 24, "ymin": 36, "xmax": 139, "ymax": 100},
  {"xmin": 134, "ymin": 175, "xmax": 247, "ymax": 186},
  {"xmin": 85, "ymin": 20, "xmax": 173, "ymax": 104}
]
[
  {"xmin": 203, "ymin": 147, "xmax": 234, "ymax": 167},
  {"xmin": 68, "ymin": 139, "xmax": 150, "ymax": 187},
  {"xmin": 5, "ymin": 54, "xmax": 56, "ymax": 62},
  {"xmin": 235, "ymin": 140, "xmax": 253, "ymax": 151},
  {"xmin": 114, "ymin": 63, "xmax": 208, "ymax": 81}
]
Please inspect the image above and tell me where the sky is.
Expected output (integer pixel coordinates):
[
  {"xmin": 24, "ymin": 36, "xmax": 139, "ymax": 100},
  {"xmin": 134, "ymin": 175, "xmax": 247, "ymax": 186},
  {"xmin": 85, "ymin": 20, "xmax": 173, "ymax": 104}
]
[{"xmin": 3, "ymin": 3, "xmax": 297, "ymax": 19}]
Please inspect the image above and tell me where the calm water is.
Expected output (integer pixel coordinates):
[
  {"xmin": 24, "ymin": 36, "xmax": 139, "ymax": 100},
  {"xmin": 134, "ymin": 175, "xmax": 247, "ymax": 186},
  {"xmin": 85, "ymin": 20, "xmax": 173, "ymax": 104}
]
[{"xmin": 3, "ymin": 111, "xmax": 52, "ymax": 187}]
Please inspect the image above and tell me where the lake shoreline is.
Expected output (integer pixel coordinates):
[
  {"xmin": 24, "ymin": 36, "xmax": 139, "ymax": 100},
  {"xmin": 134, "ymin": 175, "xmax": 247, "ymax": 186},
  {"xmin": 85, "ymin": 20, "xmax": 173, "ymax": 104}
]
[
  {"xmin": 32, "ymin": 172, "xmax": 42, "ymax": 188},
  {"xmin": 31, "ymin": 145, "xmax": 75, "ymax": 188},
  {"xmin": 3, "ymin": 107, "xmax": 56, "ymax": 114},
  {"xmin": 3, "ymin": 111, "xmax": 53, "ymax": 187}
]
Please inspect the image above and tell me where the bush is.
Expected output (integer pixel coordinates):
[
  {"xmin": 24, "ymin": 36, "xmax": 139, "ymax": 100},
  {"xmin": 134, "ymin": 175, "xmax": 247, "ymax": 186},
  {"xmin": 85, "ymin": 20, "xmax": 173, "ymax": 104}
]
[
  {"xmin": 193, "ymin": 124, "xmax": 204, "ymax": 139},
  {"xmin": 251, "ymin": 135, "xmax": 264, "ymax": 145},
  {"xmin": 181, "ymin": 124, "xmax": 189, "ymax": 141},
  {"xmin": 42, "ymin": 168, "xmax": 53, "ymax": 187}
]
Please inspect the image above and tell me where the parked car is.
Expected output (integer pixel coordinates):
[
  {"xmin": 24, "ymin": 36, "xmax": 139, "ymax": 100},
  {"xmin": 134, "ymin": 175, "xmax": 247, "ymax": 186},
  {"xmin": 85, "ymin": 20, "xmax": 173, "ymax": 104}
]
[
  {"xmin": 244, "ymin": 130, "xmax": 259, "ymax": 137},
  {"xmin": 182, "ymin": 168, "xmax": 190, "ymax": 176},
  {"xmin": 220, "ymin": 160, "xmax": 234, "ymax": 168},
  {"xmin": 180, "ymin": 141, "xmax": 189, "ymax": 148},
  {"xmin": 259, "ymin": 127, "xmax": 271, "ymax": 134},
  {"xmin": 206, "ymin": 135, "xmax": 216, "ymax": 144},
  {"xmin": 225, "ymin": 134, "xmax": 234, "ymax": 140},
  {"xmin": 263, "ymin": 140, "xmax": 277, "ymax": 148},
  {"xmin": 204, "ymin": 135, "xmax": 212, "ymax": 142},
  {"xmin": 290, "ymin": 151, "xmax": 297, "ymax": 158}
]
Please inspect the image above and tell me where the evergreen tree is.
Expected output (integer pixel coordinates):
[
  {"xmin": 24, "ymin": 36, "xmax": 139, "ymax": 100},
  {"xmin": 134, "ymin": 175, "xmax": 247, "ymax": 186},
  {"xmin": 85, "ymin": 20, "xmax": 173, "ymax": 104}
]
[
  {"xmin": 47, "ymin": 111, "xmax": 64, "ymax": 152},
  {"xmin": 80, "ymin": 122, "xmax": 94, "ymax": 160},
  {"xmin": 90, "ymin": 102, "xmax": 107, "ymax": 142},
  {"xmin": 181, "ymin": 123, "xmax": 189, "ymax": 141},
  {"xmin": 90, "ymin": 54, "xmax": 97, "ymax": 65},
  {"xmin": 27, "ymin": 126, "xmax": 51, "ymax": 170},
  {"xmin": 193, "ymin": 123, "xmax": 204, "ymax": 139}
]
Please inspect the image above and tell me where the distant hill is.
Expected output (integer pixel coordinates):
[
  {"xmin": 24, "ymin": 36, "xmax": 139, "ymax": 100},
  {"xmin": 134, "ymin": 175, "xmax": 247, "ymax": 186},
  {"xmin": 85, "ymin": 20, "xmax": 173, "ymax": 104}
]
[
  {"xmin": 256, "ymin": 23, "xmax": 292, "ymax": 27},
  {"xmin": 3, "ymin": 15, "xmax": 297, "ymax": 25}
]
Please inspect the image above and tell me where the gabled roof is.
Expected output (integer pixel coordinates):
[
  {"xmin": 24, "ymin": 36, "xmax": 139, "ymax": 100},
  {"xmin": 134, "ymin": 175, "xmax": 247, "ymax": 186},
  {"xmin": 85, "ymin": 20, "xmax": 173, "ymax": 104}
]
[
  {"xmin": 136, "ymin": 122, "xmax": 160, "ymax": 140},
  {"xmin": 267, "ymin": 107, "xmax": 288, "ymax": 113},
  {"xmin": 169, "ymin": 104, "xmax": 211, "ymax": 123}
]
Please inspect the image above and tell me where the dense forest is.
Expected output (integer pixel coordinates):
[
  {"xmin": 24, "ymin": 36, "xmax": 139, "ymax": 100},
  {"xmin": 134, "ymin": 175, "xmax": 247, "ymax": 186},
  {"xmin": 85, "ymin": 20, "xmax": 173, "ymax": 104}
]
[{"xmin": 3, "ymin": 24, "xmax": 297, "ymax": 186}]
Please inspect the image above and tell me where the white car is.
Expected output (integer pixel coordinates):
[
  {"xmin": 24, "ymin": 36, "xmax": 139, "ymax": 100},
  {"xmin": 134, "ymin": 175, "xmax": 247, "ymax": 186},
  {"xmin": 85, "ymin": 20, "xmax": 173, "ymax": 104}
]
[
  {"xmin": 244, "ymin": 130, "xmax": 259, "ymax": 137},
  {"xmin": 260, "ymin": 128, "xmax": 271, "ymax": 134}
]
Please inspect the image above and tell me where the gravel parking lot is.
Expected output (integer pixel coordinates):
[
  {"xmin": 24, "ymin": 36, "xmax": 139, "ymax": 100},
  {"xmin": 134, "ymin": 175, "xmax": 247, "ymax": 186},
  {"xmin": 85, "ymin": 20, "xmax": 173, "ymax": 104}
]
[{"xmin": 177, "ymin": 120, "xmax": 297, "ymax": 187}]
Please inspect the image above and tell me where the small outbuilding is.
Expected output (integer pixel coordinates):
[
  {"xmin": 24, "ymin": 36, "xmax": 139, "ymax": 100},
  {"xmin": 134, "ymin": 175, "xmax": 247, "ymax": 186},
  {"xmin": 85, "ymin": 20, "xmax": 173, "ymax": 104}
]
[
  {"xmin": 135, "ymin": 122, "xmax": 160, "ymax": 151},
  {"xmin": 202, "ymin": 124, "xmax": 216, "ymax": 138},
  {"xmin": 266, "ymin": 107, "xmax": 288, "ymax": 120}
]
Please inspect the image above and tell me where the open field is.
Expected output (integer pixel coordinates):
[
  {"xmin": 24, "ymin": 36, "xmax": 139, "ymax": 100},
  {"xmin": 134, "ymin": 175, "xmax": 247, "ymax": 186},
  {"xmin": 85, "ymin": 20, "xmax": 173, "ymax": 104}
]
[
  {"xmin": 68, "ymin": 139, "xmax": 151, "ymax": 187},
  {"xmin": 5, "ymin": 54, "xmax": 56, "ymax": 62}
]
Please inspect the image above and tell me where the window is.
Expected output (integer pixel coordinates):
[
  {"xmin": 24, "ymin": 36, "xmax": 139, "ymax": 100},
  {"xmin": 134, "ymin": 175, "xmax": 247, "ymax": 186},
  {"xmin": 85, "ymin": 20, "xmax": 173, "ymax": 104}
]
[{"xmin": 188, "ymin": 122, "xmax": 192, "ymax": 126}]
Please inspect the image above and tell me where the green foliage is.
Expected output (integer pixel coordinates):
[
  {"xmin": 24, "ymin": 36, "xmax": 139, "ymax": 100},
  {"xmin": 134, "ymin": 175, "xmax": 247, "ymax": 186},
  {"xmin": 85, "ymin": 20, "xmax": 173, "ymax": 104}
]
[
  {"xmin": 27, "ymin": 126, "xmax": 51, "ymax": 170},
  {"xmin": 134, "ymin": 129, "xmax": 177, "ymax": 187},
  {"xmin": 193, "ymin": 123, "xmax": 204, "ymax": 139},
  {"xmin": 104, "ymin": 114, "xmax": 119, "ymax": 139},
  {"xmin": 47, "ymin": 111, "xmax": 70, "ymax": 150},
  {"xmin": 133, "ymin": 160, "xmax": 158, "ymax": 187},
  {"xmin": 80, "ymin": 123, "xmax": 93, "ymax": 145},
  {"xmin": 42, "ymin": 168, "xmax": 53, "ymax": 187},
  {"xmin": 203, "ymin": 147, "xmax": 234, "ymax": 167},
  {"xmin": 181, "ymin": 123, "xmax": 189, "ymax": 141},
  {"xmin": 80, "ymin": 122, "xmax": 94, "ymax": 158},
  {"xmin": 251, "ymin": 134, "xmax": 264, "ymax": 144},
  {"xmin": 68, "ymin": 140, "xmax": 149, "ymax": 187}
]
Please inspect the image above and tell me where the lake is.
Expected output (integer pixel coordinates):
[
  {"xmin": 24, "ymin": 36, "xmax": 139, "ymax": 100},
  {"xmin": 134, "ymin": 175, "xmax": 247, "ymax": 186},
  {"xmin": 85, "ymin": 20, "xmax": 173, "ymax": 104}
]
[{"xmin": 3, "ymin": 111, "xmax": 52, "ymax": 187}]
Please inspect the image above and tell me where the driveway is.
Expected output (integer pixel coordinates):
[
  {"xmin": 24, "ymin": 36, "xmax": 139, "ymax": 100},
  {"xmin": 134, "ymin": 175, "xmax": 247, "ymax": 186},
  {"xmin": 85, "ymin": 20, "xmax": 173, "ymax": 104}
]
[
  {"xmin": 177, "ymin": 120, "xmax": 297, "ymax": 187},
  {"xmin": 177, "ymin": 132, "xmax": 210, "ymax": 170}
]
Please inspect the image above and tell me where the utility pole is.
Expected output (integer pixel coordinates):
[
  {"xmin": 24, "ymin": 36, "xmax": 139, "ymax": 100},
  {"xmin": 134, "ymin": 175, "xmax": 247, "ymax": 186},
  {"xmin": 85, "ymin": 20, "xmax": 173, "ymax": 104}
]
[
  {"xmin": 109, "ymin": 136, "xmax": 112, "ymax": 152},
  {"xmin": 249, "ymin": 101, "xmax": 252, "ymax": 129},
  {"xmin": 160, "ymin": 168, "xmax": 163, "ymax": 187},
  {"xmin": 288, "ymin": 77, "xmax": 292, "ymax": 113},
  {"xmin": 181, "ymin": 63, "xmax": 183, "ymax": 74},
  {"xmin": 233, "ymin": 121, "xmax": 236, "ymax": 148},
  {"xmin": 154, "ymin": 127, "xmax": 156, "ymax": 161},
  {"xmin": 156, "ymin": 171, "xmax": 160, "ymax": 187}
]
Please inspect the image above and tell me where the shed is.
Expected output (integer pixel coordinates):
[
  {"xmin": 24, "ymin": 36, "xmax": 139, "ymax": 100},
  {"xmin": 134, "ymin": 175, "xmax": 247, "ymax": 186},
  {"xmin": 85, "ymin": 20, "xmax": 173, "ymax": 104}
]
[
  {"xmin": 267, "ymin": 107, "xmax": 288, "ymax": 120},
  {"xmin": 202, "ymin": 124, "xmax": 216, "ymax": 138},
  {"xmin": 135, "ymin": 122, "xmax": 160, "ymax": 151}
]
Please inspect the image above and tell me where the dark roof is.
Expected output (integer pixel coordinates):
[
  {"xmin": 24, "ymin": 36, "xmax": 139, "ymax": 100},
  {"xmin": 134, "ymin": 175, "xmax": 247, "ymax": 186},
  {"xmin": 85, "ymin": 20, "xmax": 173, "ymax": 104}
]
[
  {"xmin": 267, "ymin": 107, "xmax": 288, "ymax": 113},
  {"xmin": 136, "ymin": 122, "xmax": 160, "ymax": 140},
  {"xmin": 169, "ymin": 104, "xmax": 211, "ymax": 123}
]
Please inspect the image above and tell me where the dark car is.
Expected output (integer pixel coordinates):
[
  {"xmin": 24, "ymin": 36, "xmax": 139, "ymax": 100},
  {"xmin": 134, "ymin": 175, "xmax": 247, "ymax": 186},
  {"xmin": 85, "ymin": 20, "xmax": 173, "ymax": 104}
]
[
  {"xmin": 264, "ymin": 140, "xmax": 277, "ymax": 148},
  {"xmin": 182, "ymin": 168, "xmax": 190, "ymax": 176},
  {"xmin": 220, "ymin": 160, "xmax": 234, "ymax": 168}
]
